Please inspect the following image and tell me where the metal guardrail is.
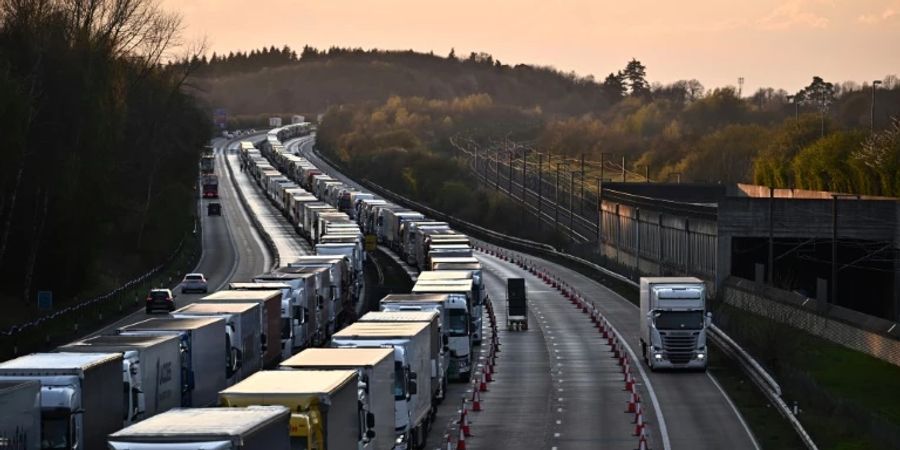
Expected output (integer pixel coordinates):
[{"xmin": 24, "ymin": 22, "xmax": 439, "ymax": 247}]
[{"xmin": 316, "ymin": 149, "xmax": 818, "ymax": 450}]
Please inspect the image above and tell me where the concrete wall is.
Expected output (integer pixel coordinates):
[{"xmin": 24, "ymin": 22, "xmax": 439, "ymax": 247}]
[{"xmin": 723, "ymin": 277, "xmax": 900, "ymax": 367}]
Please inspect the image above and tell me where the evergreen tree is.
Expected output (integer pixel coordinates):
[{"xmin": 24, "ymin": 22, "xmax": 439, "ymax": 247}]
[
  {"xmin": 602, "ymin": 71, "xmax": 627, "ymax": 99},
  {"xmin": 623, "ymin": 58, "xmax": 649, "ymax": 97}
]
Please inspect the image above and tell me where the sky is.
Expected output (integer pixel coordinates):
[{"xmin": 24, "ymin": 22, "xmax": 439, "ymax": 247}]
[{"xmin": 161, "ymin": 0, "xmax": 900, "ymax": 94}]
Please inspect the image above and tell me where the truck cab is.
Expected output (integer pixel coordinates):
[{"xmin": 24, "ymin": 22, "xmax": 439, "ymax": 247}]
[
  {"xmin": 409, "ymin": 282, "xmax": 472, "ymax": 381},
  {"xmin": 639, "ymin": 277, "xmax": 711, "ymax": 371}
]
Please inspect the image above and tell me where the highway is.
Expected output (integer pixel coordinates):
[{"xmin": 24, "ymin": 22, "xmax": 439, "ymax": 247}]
[
  {"xmin": 296, "ymin": 134, "xmax": 760, "ymax": 450},
  {"xmin": 85, "ymin": 138, "xmax": 271, "ymax": 337}
]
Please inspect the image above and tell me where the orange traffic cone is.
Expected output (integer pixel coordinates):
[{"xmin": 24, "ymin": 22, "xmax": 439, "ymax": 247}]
[
  {"xmin": 635, "ymin": 431, "xmax": 649, "ymax": 450},
  {"xmin": 626, "ymin": 391, "xmax": 639, "ymax": 413},
  {"xmin": 456, "ymin": 426, "xmax": 467, "ymax": 450},
  {"xmin": 446, "ymin": 433, "xmax": 453, "ymax": 450},
  {"xmin": 471, "ymin": 387, "xmax": 482, "ymax": 411},
  {"xmin": 460, "ymin": 406, "xmax": 471, "ymax": 437},
  {"xmin": 625, "ymin": 371, "xmax": 635, "ymax": 392},
  {"xmin": 633, "ymin": 410, "xmax": 645, "ymax": 436},
  {"xmin": 478, "ymin": 371, "xmax": 488, "ymax": 392}
]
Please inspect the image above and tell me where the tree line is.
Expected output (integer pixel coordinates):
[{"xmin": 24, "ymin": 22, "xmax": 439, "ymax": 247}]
[{"xmin": 0, "ymin": 0, "xmax": 209, "ymax": 323}]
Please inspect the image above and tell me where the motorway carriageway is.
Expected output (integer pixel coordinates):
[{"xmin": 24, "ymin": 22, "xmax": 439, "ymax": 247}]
[
  {"xmin": 86, "ymin": 138, "xmax": 271, "ymax": 337},
  {"xmin": 293, "ymin": 134, "xmax": 760, "ymax": 450}
]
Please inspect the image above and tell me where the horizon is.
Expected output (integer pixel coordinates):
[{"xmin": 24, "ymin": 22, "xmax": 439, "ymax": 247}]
[{"xmin": 162, "ymin": 0, "xmax": 900, "ymax": 94}]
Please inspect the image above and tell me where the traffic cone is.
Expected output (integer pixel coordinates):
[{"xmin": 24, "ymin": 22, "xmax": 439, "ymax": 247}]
[
  {"xmin": 625, "ymin": 371, "xmax": 635, "ymax": 392},
  {"xmin": 635, "ymin": 431, "xmax": 649, "ymax": 450},
  {"xmin": 479, "ymin": 371, "xmax": 488, "ymax": 392},
  {"xmin": 456, "ymin": 426, "xmax": 467, "ymax": 450},
  {"xmin": 485, "ymin": 361, "xmax": 494, "ymax": 382},
  {"xmin": 446, "ymin": 434, "xmax": 453, "ymax": 450},
  {"xmin": 626, "ymin": 391, "xmax": 638, "ymax": 413},
  {"xmin": 460, "ymin": 406, "xmax": 471, "ymax": 437},
  {"xmin": 471, "ymin": 387, "xmax": 482, "ymax": 411},
  {"xmin": 633, "ymin": 410, "xmax": 645, "ymax": 436}
]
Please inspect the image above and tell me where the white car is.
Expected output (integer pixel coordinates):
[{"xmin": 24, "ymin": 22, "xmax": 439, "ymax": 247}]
[{"xmin": 181, "ymin": 273, "xmax": 209, "ymax": 293}]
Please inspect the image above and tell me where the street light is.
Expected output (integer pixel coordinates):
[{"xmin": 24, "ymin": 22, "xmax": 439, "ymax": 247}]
[
  {"xmin": 871, "ymin": 80, "xmax": 883, "ymax": 133},
  {"xmin": 787, "ymin": 94, "xmax": 799, "ymax": 122}
]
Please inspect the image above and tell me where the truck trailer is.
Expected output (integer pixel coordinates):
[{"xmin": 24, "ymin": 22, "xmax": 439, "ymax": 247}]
[
  {"xmin": 0, "ymin": 352, "xmax": 124, "ymax": 450},
  {"xmin": 200, "ymin": 290, "xmax": 283, "ymax": 368},
  {"xmin": 639, "ymin": 277, "xmax": 710, "ymax": 371},
  {"xmin": 219, "ymin": 370, "xmax": 366, "ymax": 450},
  {"xmin": 280, "ymin": 348, "xmax": 394, "ymax": 450},
  {"xmin": 108, "ymin": 405, "xmax": 290, "ymax": 450},
  {"xmin": 58, "ymin": 334, "xmax": 182, "ymax": 424},
  {"xmin": 0, "ymin": 380, "xmax": 41, "ymax": 450}
]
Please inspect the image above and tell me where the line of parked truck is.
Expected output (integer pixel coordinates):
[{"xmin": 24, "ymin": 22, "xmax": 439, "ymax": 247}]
[{"xmin": 0, "ymin": 123, "xmax": 491, "ymax": 450}]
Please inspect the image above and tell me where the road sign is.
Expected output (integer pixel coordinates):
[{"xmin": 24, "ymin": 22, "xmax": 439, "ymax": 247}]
[
  {"xmin": 365, "ymin": 235, "xmax": 377, "ymax": 252},
  {"xmin": 213, "ymin": 108, "xmax": 228, "ymax": 129},
  {"xmin": 37, "ymin": 291, "xmax": 52, "ymax": 310}
]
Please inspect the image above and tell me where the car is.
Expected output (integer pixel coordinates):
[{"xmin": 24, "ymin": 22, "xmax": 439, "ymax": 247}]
[
  {"xmin": 208, "ymin": 202, "xmax": 221, "ymax": 216},
  {"xmin": 146, "ymin": 289, "xmax": 175, "ymax": 314},
  {"xmin": 181, "ymin": 273, "xmax": 209, "ymax": 293}
]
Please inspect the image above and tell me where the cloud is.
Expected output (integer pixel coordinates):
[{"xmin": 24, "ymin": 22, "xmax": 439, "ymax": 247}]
[
  {"xmin": 757, "ymin": 0, "xmax": 831, "ymax": 30},
  {"xmin": 857, "ymin": 8, "xmax": 897, "ymax": 24}
]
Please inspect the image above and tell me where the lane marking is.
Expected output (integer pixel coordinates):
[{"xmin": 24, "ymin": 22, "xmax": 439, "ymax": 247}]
[{"xmin": 707, "ymin": 372, "xmax": 762, "ymax": 450}]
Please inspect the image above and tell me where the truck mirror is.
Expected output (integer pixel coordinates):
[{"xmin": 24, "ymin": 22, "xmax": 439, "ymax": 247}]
[
  {"xmin": 706, "ymin": 312, "xmax": 713, "ymax": 318},
  {"xmin": 366, "ymin": 412, "xmax": 376, "ymax": 429},
  {"xmin": 442, "ymin": 335, "xmax": 449, "ymax": 347},
  {"xmin": 366, "ymin": 429, "xmax": 376, "ymax": 440},
  {"xmin": 408, "ymin": 380, "xmax": 417, "ymax": 396}
]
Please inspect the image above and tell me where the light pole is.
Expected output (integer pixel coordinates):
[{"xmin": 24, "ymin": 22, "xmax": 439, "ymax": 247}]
[
  {"xmin": 787, "ymin": 94, "xmax": 799, "ymax": 123},
  {"xmin": 871, "ymin": 80, "xmax": 883, "ymax": 133}
]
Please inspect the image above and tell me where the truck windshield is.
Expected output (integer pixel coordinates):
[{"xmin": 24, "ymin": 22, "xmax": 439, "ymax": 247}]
[
  {"xmin": 654, "ymin": 311, "xmax": 704, "ymax": 330},
  {"xmin": 41, "ymin": 417, "xmax": 70, "ymax": 449},
  {"xmin": 448, "ymin": 309, "xmax": 468, "ymax": 336},
  {"xmin": 394, "ymin": 361, "xmax": 407, "ymax": 400}
]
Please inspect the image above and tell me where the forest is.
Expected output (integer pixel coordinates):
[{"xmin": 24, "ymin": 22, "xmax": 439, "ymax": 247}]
[{"xmin": 0, "ymin": 0, "xmax": 209, "ymax": 323}]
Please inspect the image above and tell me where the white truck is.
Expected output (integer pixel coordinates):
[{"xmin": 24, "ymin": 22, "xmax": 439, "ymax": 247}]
[
  {"xmin": 0, "ymin": 352, "xmax": 124, "ymax": 450},
  {"xmin": 58, "ymin": 334, "xmax": 182, "ymax": 424},
  {"xmin": 0, "ymin": 380, "xmax": 41, "ymax": 450},
  {"xmin": 108, "ymin": 405, "xmax": 291, "ymax": 450},
  {"xmin": 359, "ymin": 310, "xmax": 447, "ymax": 403},
  {"xmin": 269, "ymin": 116, "xmax": 283, "ymax": 127},
  {"xmin": 201, "ymin": 289, "xmax": 284, "ymax": 368},
  {"xmin": 410, "ymin": 281, "xmax": 472, "ymax": 381},
  {"xmin": 639, "ymin": 277, "xmax": 711, "ymax": 371},
  {"xmin": 416, "ymin": 270, "xmax": 484, "ymax": 345},
  {"xmin": 220, "ymin": 370, "xmax": 367, "ymax": 450},
  {"xmin": 250, "ymin": 273, "xmax": 315, "ymax": 357},
  {"xmin": 118, "ymin": 317, "xmax": 227, "ymax": 407},
  {"xmin": 280, "ymin": 348, "xmax": 394, "ymax": 450},
  {"xmin": 331, "ymin": 321, "xmax": 433, "ymax": 450},
  {"xmin": 171, "ymin": 302, "xmax": 263, "ymax": 385}
]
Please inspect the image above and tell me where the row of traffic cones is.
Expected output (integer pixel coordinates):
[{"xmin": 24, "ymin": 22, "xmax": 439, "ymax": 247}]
[
  {"xmin": 474, "ymin": 242, "xmax": 652, "ymax": 450},
  {"xmin": 449, "ymin": 265, "xmax": 502, "ymax": 450}
]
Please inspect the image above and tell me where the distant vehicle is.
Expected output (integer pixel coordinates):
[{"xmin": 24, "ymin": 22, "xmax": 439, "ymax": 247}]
[
  {"xmin": 181, "ymin": 273, "xmax": 209, "ymax": 294},
  {"xmin": 249, "ymin": 128, "xmax": 256, "ymax": 133},
  {"xmin": 268, "ymin": 117, "xmax": 282, "ymax": 127},
  {"xmin": 202, "ymin": 173, "xmax": 219, "ymax": 198},
  {"xmin": 291, "ymin": 115, "xmax": 305, "ymax": 124},
  {"xmin": 200, "ymin": 155, "xmax": 215, "ymax": 174},
  {"xmin": 506, "ymin": 278, "xmax": 527, "ymax": 330},
  {"xmin": 208, "ymin": 202, "xmax": 221, "ymax": 216},
  {"xmin": 145, "ymin": 289, "xmax": 175, "ymax": 313}
]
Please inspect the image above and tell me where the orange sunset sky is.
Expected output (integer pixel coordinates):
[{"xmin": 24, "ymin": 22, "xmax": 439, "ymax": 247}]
[{"xmin": 161, "ymin": 0, "xmax": 900, "ymax": 93}]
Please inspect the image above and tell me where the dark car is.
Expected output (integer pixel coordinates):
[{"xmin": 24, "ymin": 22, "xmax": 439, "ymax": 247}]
[
  {"xmin": 208, "ymin": 202, "xmax": 221, "ymax": 216},
  {"xmin": 146, "ymin": 289, "xmax": 176, "ymax": 314}
]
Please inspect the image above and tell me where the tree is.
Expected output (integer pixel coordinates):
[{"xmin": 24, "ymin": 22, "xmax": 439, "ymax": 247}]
[
  {"xmin": 448, "ymin": 48, "xmax": 456, "ymax": 60},
  {"xmin": 602, "ymin": 72, "xmax": 627, "ymax": 100},
  {"xmin": 799, "ymin": 76, "xmax": 835, "ymax": 137},
  {"xmin": 623, "ymin": 58, "xmax": 649, "ymax": 97}
]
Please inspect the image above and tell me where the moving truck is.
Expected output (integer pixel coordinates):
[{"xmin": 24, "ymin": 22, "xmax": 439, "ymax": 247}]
[
  {"xmin": 410, "ymin": 281, "xmax": 472, "ymax": 381},
  {"xmin": 118, "ymin": 317, "xmax": 226, "ymax": 407},
  {"xmin": 359, "ymin": 310, "xmax": 447, "ymax": 403},
  {"xmin": 280, "ymin": 348, "xmax": 394, "ymax": 450},
  {"xmin": 108, "ymin": 405, "xmax": 291, "ymax": 450},
  {"xmin": 0, "ymin": 352, "xmax": 124, "ymax": 450},
  {"xmin": 506, "ymin": 278, "xmax": 528, "ymax": 331},
  {"xmin": 171, "ymin": 302, "xmax": 263, "ymax": 385},
  {"xmin": 331, "ymin": 322, "xmax": 433, "ymax": 450},
  {"xmin": 200, "ymin": 290, "xmax": 283, "ymax": 367},
  {"xmin": 639, "ymin": 277, "xmax": 710, "ymax": 371},
  {"xmin": 220, "ymin": 370, "xmax": 367, "ymax": 450},
  {"xmin": 0, "ymin": 380, "xmax": 41, "ymax": 450},
  {"xmin": 202, "ymin": 174, "xmax": 219, "ymax": 198},
  {"xmin": 58, "ymin": 334, "xmax": 182, "ymax": 424}
]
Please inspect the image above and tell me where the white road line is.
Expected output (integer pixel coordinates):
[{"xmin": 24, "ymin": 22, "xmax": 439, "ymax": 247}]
[{"xmin": 707, "ymin": 372, "xmax": 762, "ymax": 450}]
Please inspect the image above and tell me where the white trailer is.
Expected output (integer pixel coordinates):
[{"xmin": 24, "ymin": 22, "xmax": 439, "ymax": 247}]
[
  {"xmin": 108, "ymin": 405, "xmax": 291, "ymax": 450},
  {"xmin": 640, "ymin": 277, "xmax": 710, "ymax": 371},
  {"xmin": 0, "ymin": 380, "xmax": 41, "ymax": 450}
]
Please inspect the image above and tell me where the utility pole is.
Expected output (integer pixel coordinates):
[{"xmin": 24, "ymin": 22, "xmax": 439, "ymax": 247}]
[
  {"xmin": 508, "ymin": 150, "xmax": 513, "ymax": 196},
  {"xmin": 621, "ymin": 155, "xmax": 627, "ymax": 182},
  {"xmin": 644, "ymin": 165, "xmax": 650, "ymax": 182},
  {"xmin": 495, "ymin": 148, "xmax": 500, "ymax": 191},
  {"xmin": 538, "ymin": 153, "xmax": 543, "ymax": 230},
  {"xmin": 597, "ymin": 176, "xmax": 603, "ymax": 242},
  {"xmin": 580, "ymin": 154, "xmax": 585, "ymax": 216},
  {"xmin": 787, "ymin": 94, "xmax": 799, "ymax": 123},
  {"xmin": 831, "ymin": 194, "xmax": 860, "ymax": 306},
  {"xmin": 768, "ymin": 187, "xmax": 774, "ymax": 285},
  {"xmin": 872, "ymin": 80, "xmax": 883, "ymax": 132},
  {"xmin": 522, "ymin": 149, "xmax": 529, "ymax": 223},
  {"xmin": 570, "ymin": 171, "xmax": 576, "ymax": 234},
  {"xmin": 599, "ymin": 153, "xmax": 605, "ymax": 187},
  {"xmin": 555, "ymin": 162, "xmax": 561, "ymax": 225}
]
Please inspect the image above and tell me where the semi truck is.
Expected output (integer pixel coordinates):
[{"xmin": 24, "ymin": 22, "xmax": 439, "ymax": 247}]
[
  {"xmin": 639, "ymin": 277, "xmax": 710, "ymax": 371},
  {"xmin": 410, "ymin": 281, "xmax": 472, "ymax": 381},
  {"xmin": 280, "ymin": 348, "xmax": 394, "ymax": 450},
  {"xmin": 171, "ymin": 302, "xmax": 263, "ymax": 385},
  {"xmin": 118, "ymin": 317, "xmax": 226, "ymax": 407},
  {"xmin": 506, "ymin": 278, "xmax": 528, "ymax": 331},
  {"xmin": 249, "ymin": 273, "xmax": 316, "ymax": 358},
  {"xmin": 200, "ymin": 155, "xmax": 215, "ymax": 174},
  {"xmin": 0, "ymin": 352, "xmax": 124, "ymax": 450},
  {"xmin": 0, "ymin": 380, "xmax": 41, "ymax": 450},
  {"xmin": 58, "ymin": 334, "xmax": 182, "ymax": 424},
  {"xmin": 331, "ymin": 321, "xmax": 433, "ymax": 449},
  {"xmin": 416, "ymin": 271, "xmax": 483, "ymax": 345},
  {"xmin": 359, "ymin": 310, "xmax": 447, "ymax": 403},
  {"xmin": 108, "ymin": 405, "xmax": 291, "ymax": 450},
  {"xmin": 219, "ymin": 370, "xmax": 368, "ymax": 450},
  {"xmin": 200, "ymin": 290, "xmax": 283, "ymax": 368}
]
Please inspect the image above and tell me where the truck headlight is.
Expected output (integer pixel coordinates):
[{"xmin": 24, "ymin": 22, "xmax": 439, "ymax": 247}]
[
  {"xmin": 696, "ymin": 353, "xmax": 706, "ymax": 360},
  {"xmin": 653, "ymin": 353, "xmax": 663, "ymax": 360}
]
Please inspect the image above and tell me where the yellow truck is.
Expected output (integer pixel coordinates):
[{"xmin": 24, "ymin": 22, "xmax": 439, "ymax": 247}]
[{"xmin": 219, "ymin": 369, "xmax": 368, "ymax": 450}]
